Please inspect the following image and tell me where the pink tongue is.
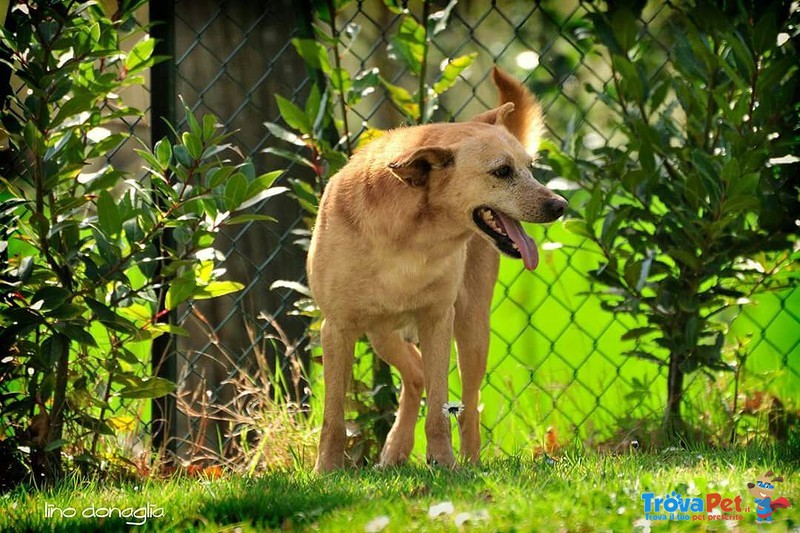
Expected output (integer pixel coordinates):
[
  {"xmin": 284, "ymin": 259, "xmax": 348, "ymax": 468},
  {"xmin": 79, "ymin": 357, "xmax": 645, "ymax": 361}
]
[{"xmin": 496, "ymin": 212, "xmax": 539, "ymax": 270}]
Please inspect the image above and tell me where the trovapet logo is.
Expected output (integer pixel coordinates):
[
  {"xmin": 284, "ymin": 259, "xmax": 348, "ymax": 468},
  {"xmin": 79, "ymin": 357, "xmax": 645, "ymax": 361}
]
[
  {"xmin": 641, "ymin": 491, "xmax": 749, "ymax": 522},
  {"xmin": 640, "ymin": 469, "xmax": 792, "ymax": 524}
]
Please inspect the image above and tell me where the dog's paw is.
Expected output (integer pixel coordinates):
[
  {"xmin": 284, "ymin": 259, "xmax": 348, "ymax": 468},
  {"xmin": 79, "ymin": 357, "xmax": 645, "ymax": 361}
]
[
  {"xmin": 379, "ymin": 427, "xmax": 416, "ymax": 467},
  {"xmin": 379, "ymin": 444, "xmax": 411, "ymax": 467},
  {"xmin": 426, "ymin": 451, "xmax": 457, "ymax": 468}
]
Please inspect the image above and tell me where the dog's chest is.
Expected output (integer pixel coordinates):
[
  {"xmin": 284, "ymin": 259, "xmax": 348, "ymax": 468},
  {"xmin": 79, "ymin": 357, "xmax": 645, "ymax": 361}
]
[{"xmin": 349, "ymin": 244, "xmax": 466, "ymax": 318}]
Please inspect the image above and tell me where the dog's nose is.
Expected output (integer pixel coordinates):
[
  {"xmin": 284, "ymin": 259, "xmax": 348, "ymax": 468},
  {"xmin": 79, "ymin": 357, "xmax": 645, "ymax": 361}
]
[{"xmin": 544, "ymin": 197, "xmax": 568, "ymax": 219}]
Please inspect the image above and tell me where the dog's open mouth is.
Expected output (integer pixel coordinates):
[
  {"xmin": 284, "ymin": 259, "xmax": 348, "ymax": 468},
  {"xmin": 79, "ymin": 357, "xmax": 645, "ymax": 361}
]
[{"xmin": 473, "ymin": 207, "xmax": 539, "ymax": 270}]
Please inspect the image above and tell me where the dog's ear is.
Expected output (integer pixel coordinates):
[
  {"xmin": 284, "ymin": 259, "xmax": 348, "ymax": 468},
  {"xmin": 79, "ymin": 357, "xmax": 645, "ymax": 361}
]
[
  {"xmin": 388, "ymin": 146, "xmax": 454, "ymax": 187},
  {"xmin": 747, "ymin": 483, "xmax": 755, "ymax": 488},
  {"xmin": 470, "ymin": 102, "xmax": 515, "ymax": 127},
  {"xmin": 773, "ymin": 476, "xmax": 784, "ymax": 483},
  {"xmin": 765, "ymin": 470, "xmax": 774, "ymax": 477}
]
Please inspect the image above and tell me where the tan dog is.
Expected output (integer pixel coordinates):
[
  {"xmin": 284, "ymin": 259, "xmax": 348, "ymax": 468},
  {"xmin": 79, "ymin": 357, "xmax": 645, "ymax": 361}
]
[{"xmin": 307, "ymin": 67, "xmax": 567, "ymax": 472}]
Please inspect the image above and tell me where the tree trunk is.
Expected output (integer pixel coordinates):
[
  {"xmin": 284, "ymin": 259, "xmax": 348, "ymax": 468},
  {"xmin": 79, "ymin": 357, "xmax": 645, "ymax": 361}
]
[
  {"xmin": 41, "ymin": 337, "xmax": 70, "ymax": 482},
  {"xmin": 663, "ymin": 351, "xmax": 685, "ymax": 440}
]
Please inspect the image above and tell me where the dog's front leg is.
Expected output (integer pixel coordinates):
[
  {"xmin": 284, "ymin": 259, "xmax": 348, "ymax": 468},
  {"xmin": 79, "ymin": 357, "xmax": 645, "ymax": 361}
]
[
  {"xmin": 315, "ymin": 320, "xmax": 356, "ymax": 473},
  {"xmin": 454, "ymin": 237, "xmax": 497, "ymax": 464},
  {"xmin": 454, "ymin": 305, "xmax": 490, "ymax": 465},
  {"xmin": 418, "ymin": 306, "xmax": 457, "ymax": 467}
]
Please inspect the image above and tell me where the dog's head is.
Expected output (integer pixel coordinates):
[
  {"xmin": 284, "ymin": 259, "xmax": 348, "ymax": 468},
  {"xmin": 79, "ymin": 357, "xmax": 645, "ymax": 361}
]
[{"xmin": 387, "ymin": 68, "xmax": 567, "ymax": 270}]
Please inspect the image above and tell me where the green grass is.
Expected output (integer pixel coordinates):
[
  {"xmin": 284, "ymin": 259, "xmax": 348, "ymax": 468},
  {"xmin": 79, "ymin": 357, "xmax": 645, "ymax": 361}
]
[{"xmin": 4, "ymin": 446, "xmax": 798, "ymax": 532}]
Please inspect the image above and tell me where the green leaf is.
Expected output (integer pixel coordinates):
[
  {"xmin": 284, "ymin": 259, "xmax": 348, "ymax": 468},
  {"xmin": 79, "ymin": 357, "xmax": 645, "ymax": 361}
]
[
  {"xmin": 84, "ymin": 297, "xmax": 117, "ymax": 322},
  {"xmin": 727, "ymin": 171, "xmax": 758, "ymax": 199},
  {"xmin": 42, "ymin": 333, "xmax": 69, "ymax": 367},
  {"xmin": 262, "ymin": 147, "xmax": 316, "ymax": 169},
  {"xmin": 433, "ymin": 53, "xmax": 476, "ymax": 94},
  {"xmin": 624, "ymin": 259, "xmax": 642, "ymax": 291},
  {"xmin": 165, "ymin": 277, "xmax": 197, "ymax": 310},
  {"xmin": 563, "ymin": 219, "xmax": 594, "ymax": 240},
  {"xmin": 753, "ymin": 11, "xmax": 777, "ymax": 54},
  {"xmin": 97, "ymin": 190, "xmax": 122, "ymax": 237},
  {"xmin": 727, "ymin": 32, "xmax": 755, "ymax": 80},
  {"xmin": 265, "ymin": 122, "xmax": 307, "ymax": 147},
  {"xmin": 226, "ymin": 214, "xmax": 277, "ymax": 225},
  {"xmin": 389, "ymin": 16, "xmax": 426, "ymax": 75},
  {"xmin": 202, "ymin": 114, "xmax": 218, "ymax": 140},
  {"xmin": 195, "ymin": 281, "xmax": 244, "ymax": 299},
  {"xmin": 624, "ymin": 350, "xmax": 666, "ymax": 366},
  {"xmin": 621, "ymin": 327, "xmax": 658, "ymax": 341},
  {"xmin": 32, "ymin": 286, "xmax": 71, "ymax": 310},
  {"xmin": 174, "ymin": 144, "xmax": 193, "ymax": 167},
  {"xmin": 349, "ymin": 68, "xmax": 380, "ymax": 106},
  {"xmin": 201, "ymin": 143, "xmax": 230, "ymax": 160},
  {"xmin": 381, "ymin": 77, "xmax": 419, "ymax": 121},
  {"xmin": 600, "ymin": 211, "xmax": 622, "ymax": 249},
  {"xmin": 275, "ymin": 94, "xmax": 313, "ymax": 135},
  {"xmin": 720, "ymin": 195, "xmax": 760, "ymax": 216},
  {"xmin": 125, "ymin": 37, "xmax": 155, "ymax": 73},
  {"xmin": 240, "ymin": 186, "xmax": 287, "ymax": 211},
  {"xmin": 148, "ymin": 323, "xmax": 190, "ymax": 337},
  {"xmin": 50, "ymin": 94, "xmax": 95, "ymax": 129},
  {"xmin": 611, "ymin": 8, "xmax": 638, "ymax": 53},
  {"xmin": 669, "ymin": 249, "xmax": 700, "ymax": 269},
  {"xmin": 60, "ymin": 324, "xmax": 98, "ymax": 347},
  {"xmin": 249, "ymin": 170, "xmax": 284, "ymax": 193},
  {"xmin": 289, "ymin": 178, "xmax": 321, "ymax": 213},
  {"xmin": 756, "ymin": 55, "xmax": 795, "ymax": 96},
  {"xmin": 329, "ymin": 67, "xmax": 353, "ymax": 95},
  {"xmin": 291, "ymin": 38, "xmax": 332, "ymax": 74},
  {"xmin": 182, "ymin": 131, "xmax": 203, "ymax": 160},
  {"xmin": 155, "ymin": 138, "xmax": 172, "ymax": 168},
  {"xmin": 44, "ymin": 439, "xmax": 70, "ymax": 452},
  {"xmin": 612, "ymin": 55, "xmax": 643, "ymax": 103},
  {"xmin": 208, "ymin": 166, "xmax": 236, "ymax": 188},
  {"xmin": 383, "ymin": 0, "xmax": 403, "ymax": 14},
  {"xmin": 305, "ymin": 83, "xmax": 323, "ymax": 124},
  {"xmin": 224, "ymin": 172, "xmax": 248, "ymax": 210},
  {"xmin": 119, "ymin": 377, "xmax": 176, "ymax": 399},
  {"xmin": 134, "ymin": 147, "xmax": 162, "ymax": 170},
  {"xmin": 239, "ymin": 160, "xmax": 256, "ymax": 181}
]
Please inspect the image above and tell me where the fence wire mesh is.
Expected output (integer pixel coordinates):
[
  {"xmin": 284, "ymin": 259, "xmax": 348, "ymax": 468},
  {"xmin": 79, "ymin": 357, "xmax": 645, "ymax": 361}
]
[{"xmin": 147, "ymin": 0, "xmax": 799, "ymax": 459}]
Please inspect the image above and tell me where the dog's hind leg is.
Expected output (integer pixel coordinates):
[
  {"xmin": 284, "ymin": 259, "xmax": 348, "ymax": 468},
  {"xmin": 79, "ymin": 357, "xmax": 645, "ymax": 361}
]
[
  {"xmin": 368, "ymin": 330, "xmax": 424, "ymax": 466},
  {"xmin": 454, "ymin": 236, "xmax": 499, "ymax": 464},
  {"xmin": 315, "ymin": 320, "xmax": 357, "ymax": 473}
]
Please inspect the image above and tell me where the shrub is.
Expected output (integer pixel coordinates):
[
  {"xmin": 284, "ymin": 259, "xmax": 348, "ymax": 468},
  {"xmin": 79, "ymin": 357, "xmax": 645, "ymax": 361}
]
[
  {"xmin": 0, "ymin": 0, "xmax": 283, "ymax": 482},
  {"xmin": 546, "ymin": 1, "xmax": 798, "ymax": 438}
]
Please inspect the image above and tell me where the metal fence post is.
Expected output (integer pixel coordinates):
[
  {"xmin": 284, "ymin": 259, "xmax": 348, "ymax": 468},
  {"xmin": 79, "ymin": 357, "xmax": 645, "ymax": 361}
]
[{"xmin": 149, "ymin": 0, "xmax": 177, "ymax": 458}]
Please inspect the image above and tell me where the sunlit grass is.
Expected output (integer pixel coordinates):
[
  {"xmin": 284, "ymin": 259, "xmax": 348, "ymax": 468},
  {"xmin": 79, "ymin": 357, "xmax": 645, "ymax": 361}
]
[{"xmin": 4, "ymin": 445, "xmax": 798, "ymax": 532}]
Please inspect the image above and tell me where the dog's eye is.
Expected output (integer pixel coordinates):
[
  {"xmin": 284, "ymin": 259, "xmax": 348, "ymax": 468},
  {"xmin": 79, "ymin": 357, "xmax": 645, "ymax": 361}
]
[{"xmin": 491, "ymin": 165, "xmax": 513, "ymax": 179}]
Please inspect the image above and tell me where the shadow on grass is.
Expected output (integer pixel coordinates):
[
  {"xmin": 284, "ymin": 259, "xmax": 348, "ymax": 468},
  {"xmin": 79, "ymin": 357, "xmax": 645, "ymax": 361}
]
[
  {"xmin": 191, "ymin": 465, "xmax": 492, "ymax": 529},
  {"xmin": 192, "ymin": 473, "xmax": 366, "ymax": 529}
]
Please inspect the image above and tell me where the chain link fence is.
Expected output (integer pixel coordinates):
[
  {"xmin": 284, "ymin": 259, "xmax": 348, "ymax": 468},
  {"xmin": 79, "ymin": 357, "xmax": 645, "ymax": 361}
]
[{"xmin": 146, "ymin": 0, "xmax": 799, "ymax": 460}]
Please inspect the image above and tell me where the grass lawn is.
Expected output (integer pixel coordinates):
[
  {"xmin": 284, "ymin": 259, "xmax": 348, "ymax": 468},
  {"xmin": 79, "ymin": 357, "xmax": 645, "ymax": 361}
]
[{"xmin": 3, "ymin": 446, "xmax": 798, "ymax": 532}]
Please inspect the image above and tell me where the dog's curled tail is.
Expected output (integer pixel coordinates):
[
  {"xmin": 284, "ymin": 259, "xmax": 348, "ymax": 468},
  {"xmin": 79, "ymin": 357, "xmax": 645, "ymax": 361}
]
[{"xmin": 492, "ymin": 66, "xmax": 544, "ymax": 154}]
